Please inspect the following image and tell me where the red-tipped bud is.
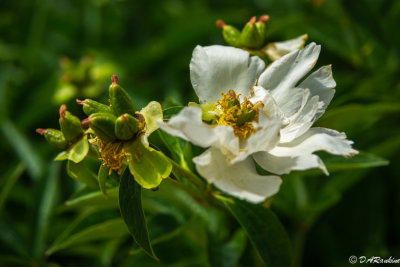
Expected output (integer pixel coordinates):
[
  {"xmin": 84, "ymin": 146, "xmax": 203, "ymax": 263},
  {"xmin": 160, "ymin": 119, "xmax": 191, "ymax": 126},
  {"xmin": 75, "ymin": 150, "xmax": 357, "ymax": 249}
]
[
  {"xmin": 59, "ymin": 104, "xmax": 67, "ymax": 119},
  {"xmin": 248, "ymin": 16, "xmax": 256, "ymax": 24},
  {"xmin": 216, "ymin": 19, "xmax": 226, "ymax": 28},
  {"xmin": 76, "ymin": 99, "xmax": 85, "ymax": 105},
  {"xmin": 36, "ymin": 128, "xmax": 46, "ymax": 135},
  {"xmin": 258, "ymin": 15, "xmax": 270, "ymax": 23},
  {"xmin": 111, "ymin": 74, "xmax": 118, "ymax": 85},
  {"xmin": 81, "ymin": 118, "xmax": 91, "ymax": 128}
]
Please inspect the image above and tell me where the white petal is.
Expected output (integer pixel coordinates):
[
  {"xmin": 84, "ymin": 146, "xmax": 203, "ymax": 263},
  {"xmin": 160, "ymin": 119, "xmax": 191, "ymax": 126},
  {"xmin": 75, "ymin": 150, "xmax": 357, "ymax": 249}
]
[
  {"xmin": 158, "ymin": 107, "xmax": 239, "ymax": 155},
  {"xmin": 270, "ymin": 127, "xmax": 358, "ymax": 157},
  {"xmin": 249, "ymin": 86, "xmax": 286, "ymax": 121},
  {"xmin": 231, "ymin": 111, "xmax": 282, "ymax": 164},
  {"xmin": 193, "ymin": 148, "xmax": 282, "ymax": 203},
  {"xmin": 280, "ymin": 93, "xmax": 323, "ymax": 143},
  {"xmin": 157, "ymin": 106, "xmax": 217, "ymax": 148},
  {"xmin": 258, "ymin": 43, "xmax": 321, "ymax": 115},
  {"xmin": 190, "ymin": 45, "xmax": 265, "ymax": 103},
  {"xmin": 299, "ymin": 65, "xmax": 336, "ymax": 119},
  {"xmin": 263, "ymin": 34, "xmax": 308, "ymax": 61},
  {"xmin": 253, "ymin": 151, "xmax": 328, "ymax": 175}
]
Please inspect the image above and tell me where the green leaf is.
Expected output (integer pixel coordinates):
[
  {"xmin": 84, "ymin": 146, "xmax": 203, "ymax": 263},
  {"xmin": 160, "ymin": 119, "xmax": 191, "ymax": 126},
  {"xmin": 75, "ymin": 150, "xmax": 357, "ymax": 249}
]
[
  {"xmin": 162, "ymin": 106, "xmax": 184, "ymax": 120},
  {"xmin": 119, "ymin": 169, "xmax": 159, "ymax": 262},
  {"xmin": 220, "ymin": 197, "xmax": 292, "ymax": 267},
  {"xmin": 47, "ymin": 209, "xmax": 124, "ymax": 255},
  {"xmin": 68, "ymin": 135, "xmax": 90, "ymax": 163},
  {"xmin": 67, "ymin": 160, "xmax": 99, "ymax": 188},
  {"xmin": 32, "ymin": 162, "xmax": 60, "ymax": 259},
  {"xmin": 46, "ymin": 218, "xmax": 127, "ymax": 255},
  {"xmin": 321, "ymin": 151, "xmax": 389, "ymax": 171},
  {"xmin": 0, "ymin": 120, "xmax": 43, "ymax": 179},
  {"xmin": 0, "ymin": 163, "xmax": 25, "ymax": 211},
  {"xmin": 98, "ymin": 165, "xmax": 110, "ymax": 198},
  {"xmin": 0, "ymin": 215, "xmax": 29, "ymax": 257},
  {"xmin": 126, "ymin": 139, "xmax": 172, "ymax": 189},
  {"xmin": 63, "ymin": 188, "xmax": 119, "ymax": 210}
]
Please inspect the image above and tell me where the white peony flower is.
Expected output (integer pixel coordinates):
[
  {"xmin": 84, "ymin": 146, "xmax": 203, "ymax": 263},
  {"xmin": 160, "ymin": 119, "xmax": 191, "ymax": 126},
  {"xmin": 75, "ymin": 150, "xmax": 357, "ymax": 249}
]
[{"xmin": 159, "ymin": 43, "xmax": 358, "ymax": 203}]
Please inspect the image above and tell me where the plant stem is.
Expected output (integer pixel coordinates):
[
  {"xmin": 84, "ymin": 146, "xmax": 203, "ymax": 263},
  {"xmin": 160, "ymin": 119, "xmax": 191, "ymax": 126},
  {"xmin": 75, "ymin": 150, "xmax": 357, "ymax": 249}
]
[{"xmin": 293, "ymin": 222, "xmax": 309, "ymax": 267}]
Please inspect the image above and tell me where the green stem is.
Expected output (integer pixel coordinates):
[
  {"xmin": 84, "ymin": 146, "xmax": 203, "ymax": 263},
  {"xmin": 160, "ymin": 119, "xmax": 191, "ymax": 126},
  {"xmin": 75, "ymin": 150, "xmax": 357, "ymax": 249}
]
[{"xmin": 168, "ymin": 159, "xmax": 206, "ymax": 190}]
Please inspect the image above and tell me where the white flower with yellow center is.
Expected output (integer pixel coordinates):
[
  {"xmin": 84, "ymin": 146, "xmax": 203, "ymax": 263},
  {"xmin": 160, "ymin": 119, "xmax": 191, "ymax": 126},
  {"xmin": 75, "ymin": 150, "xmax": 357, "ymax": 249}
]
[{"xmin": 159, "ymin": 43, "xmax": 358, "ymax": 203}]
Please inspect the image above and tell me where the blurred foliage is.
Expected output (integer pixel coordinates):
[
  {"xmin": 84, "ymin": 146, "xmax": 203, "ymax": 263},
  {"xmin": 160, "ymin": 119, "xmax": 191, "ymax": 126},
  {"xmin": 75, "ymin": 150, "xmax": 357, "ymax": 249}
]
[{"xmin": 0, "ymin": 0, "xmax": 399, "ymax": 266}]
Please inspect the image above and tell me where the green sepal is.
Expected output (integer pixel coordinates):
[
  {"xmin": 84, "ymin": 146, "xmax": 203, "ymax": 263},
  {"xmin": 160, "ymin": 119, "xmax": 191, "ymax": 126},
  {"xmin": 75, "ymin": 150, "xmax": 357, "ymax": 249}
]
[
  {"xmin": 115, "ymin": 113, "xmax": 139, "ymax": 141},
  {"xmin": 89, "ymin": 113, "xmax": 117, "ymax": 142},
  {"xmin": 125, "ymin": 138, "xmax": 172, "ymax": 189},
  {"xmin": 54, "ymin": 135, "xmax": 90, "ymax": 163},
  {"xmin": 239, "ymin": 22, "xmax": 264, "ymax": 49},
  {"xmin": 222, "ymin": 25, "xmax": 241, "ymax": 47},
  {"xmin": 140, "ymin": 101, "xmax": 163, "ymax": 136},
  {"xmin": 79, "ymin": 99, "xmax": 112, "ymax": 116},
  {"xmin": 43, "ymin": 129, "xmax": 68, "ymax": 149},
  {"xmin": 109, "ymin": 82, "xmax": 136, "ymax": 116}
]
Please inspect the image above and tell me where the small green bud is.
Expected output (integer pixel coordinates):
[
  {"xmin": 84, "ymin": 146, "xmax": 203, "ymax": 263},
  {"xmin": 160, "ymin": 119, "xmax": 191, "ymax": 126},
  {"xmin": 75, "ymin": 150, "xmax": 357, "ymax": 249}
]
[
  {"xmin": 236, "ymin": 109, "xmax": 256, "ymax": 126},
  {"xmin": 59, "ymin": 105, "xmax": 83, "ymax": 141},
  {"xmin": 109, "ymin": 75, "xmax": 136, "ymax": 116},
  {"xmin": 76, "ymin": 99, "xmax": 112, "ymax": 116},
  {"xmin": 36, "ymin": 128, "xmax": 68, "ymax": 149},
  {"xmin": 115, "ymin": 113, "xmax": 140, "ymax": 141},
  {"xmin": 217, "ymin": 20, "xmax": 241, "ymax": 47},
  {"xmin": 82, "ymin": 113, "xmax": 117, "ymax": 142},
  {"xmin": 239, "ymin": 16, "xmax": 264, "ymax": 49}
]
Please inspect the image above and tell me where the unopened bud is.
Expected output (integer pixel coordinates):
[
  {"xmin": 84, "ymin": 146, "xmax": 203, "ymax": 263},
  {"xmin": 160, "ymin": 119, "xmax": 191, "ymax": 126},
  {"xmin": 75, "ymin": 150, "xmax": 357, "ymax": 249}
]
[
  {"xmin": 115, "ymin": 113, "xmax": 140, "ymax": 141},
  {"xmin": 109, "ymin": 75, "xmax": 136, "ymax": 116},
  {"xmin": 217, "ymin": 19, "xmax": 241, "ymax": 47},
  {"xmin": 36, "ymin": 128, "xmax": 68, "ymax": 149},
  {"xmin": 77, "ymin": 99, "xmax": 112, "ymax": 116},
  {"xmin": 87, "ymin": 113, "xmax": 117, "ymax": 142},
  {"xmin": 59, "ymin": 105, "xmax": 83, "ymax": 141}
]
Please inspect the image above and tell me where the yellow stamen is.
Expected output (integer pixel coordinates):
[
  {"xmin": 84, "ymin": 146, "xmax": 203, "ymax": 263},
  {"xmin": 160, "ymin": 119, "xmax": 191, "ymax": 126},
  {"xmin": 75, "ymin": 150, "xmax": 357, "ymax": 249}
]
[
  {"xmin": 214, "ymin": 89, "xmax": 263, "ymax": 140},
  {"xmin": 94, "ymin": 137, "xmax": 130, "ymax": 175}
]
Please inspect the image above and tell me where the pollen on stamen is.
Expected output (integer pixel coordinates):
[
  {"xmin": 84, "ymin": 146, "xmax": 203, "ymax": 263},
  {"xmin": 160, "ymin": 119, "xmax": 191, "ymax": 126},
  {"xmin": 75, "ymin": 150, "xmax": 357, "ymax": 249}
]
[
  {"xmin": 95, "ymin": 137, "xmax": 129, "ymax": 175},
  {"xmin": 213, "ymin": 90, "xmax": 263, "ymax": 141}
]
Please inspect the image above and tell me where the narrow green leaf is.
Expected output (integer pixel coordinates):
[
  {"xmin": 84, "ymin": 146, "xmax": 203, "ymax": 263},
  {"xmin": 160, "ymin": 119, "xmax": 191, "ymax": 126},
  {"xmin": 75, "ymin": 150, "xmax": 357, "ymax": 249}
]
[
  {"xmin": 63, "ymin": 188, "xmax": 119, "ymax": 210},
  {"xmin": 32, "ymin": 162, "xmax": 60, "ymax": 259},
  {"xmin": 0, "ymin": 163, "xmax": 25, "ymax": 211},
  {"xmin": 47, "ymin": 219, "xmax": 127, "ymax": 254},
  {"xmin": 119, "ymin": 169, "xmax": 159, "ymax": 262},
  {"xmin": 0, "ymin": 215, "xmax": 29, "ymax": 257},
  {"xmin": 67, "ymin": 160, "xmax": 99, "ymax": 188},
  {"xmin": 98, "ymin": 165, "xmax": 110, "ymax": 198},
  {"xmin": 47, "ymin": 209, "xmax": 123, "ymax": 255},
  {"xmin": 220, "ymin": 197, "xmax": 292, "ymax": 267},
  {"xmin": 1, "ymin": 120, "xmax": 43, "ymax": 179},
  {"xmin": 321, "ymin": 151, "xmax": 389, "ymax": 171}
]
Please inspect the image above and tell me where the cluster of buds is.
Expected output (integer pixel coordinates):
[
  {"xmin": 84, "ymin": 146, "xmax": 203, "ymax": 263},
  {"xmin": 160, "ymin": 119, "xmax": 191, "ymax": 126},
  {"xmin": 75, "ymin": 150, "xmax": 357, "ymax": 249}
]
[
  {"xmin": 37, "ymin": 74, "xmax": 171, "ymax": 190},
  {"xmin": 217, "ymin": 15, "xmax": 308, "ymax": 61},
  {"xmin": 217, "ymin": 15, "xmax": 270, "ymax": 49},
  {"xmin": 80, "ymin": 75, "xmax": 144, "ymax": 143}
]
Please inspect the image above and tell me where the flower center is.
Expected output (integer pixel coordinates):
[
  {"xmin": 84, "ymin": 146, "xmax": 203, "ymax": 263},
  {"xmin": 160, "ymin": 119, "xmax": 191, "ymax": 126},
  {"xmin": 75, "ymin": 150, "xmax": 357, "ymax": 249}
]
[
  {"xmin": 213, "ymin": 89, "xmax": 263, "ymax": 140},
  {"xmin": 94, "ymin": 138, "xmax": 130, "ymax": 175}
]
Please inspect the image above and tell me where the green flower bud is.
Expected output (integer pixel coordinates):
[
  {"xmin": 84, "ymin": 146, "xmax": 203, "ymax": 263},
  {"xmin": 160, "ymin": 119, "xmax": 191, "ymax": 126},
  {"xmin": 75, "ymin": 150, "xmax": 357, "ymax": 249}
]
[
  {"xmin": 36, "ymin": 128, "xmax": 68, "ymax": 149},
  {"xmin": 115, "ymin": 113, "xmax": 140, "ymax": 141},
  {"xmin": 239, "ymin": 16, "xmax": 264, "ymax": 49},
  {"xmin": 76, "ymin": 99, "xmax": 112, "ymax": 116},
  {"xmin": 109, "ymin": 75, "xmax": 136, "ymax": 116},
  {"xmin": 217, "ymin": 20, "xmax": 241, "ymax": 47},
  {"xmin": 59, "ymin": 105, "xmax": 83, "ymax": 141},
  {"xmin": 82, "ymin": 112, "xmax": 117, "ymax": 142}
]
